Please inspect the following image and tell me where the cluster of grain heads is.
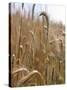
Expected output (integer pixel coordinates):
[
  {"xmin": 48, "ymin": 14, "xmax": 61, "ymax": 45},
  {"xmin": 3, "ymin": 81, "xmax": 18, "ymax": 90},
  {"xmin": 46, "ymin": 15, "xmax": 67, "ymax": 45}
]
[
  {"xmin": 11, "ymin": 67, "xmax": 29, "ymax": 87},
  {"xmin": 17, "ymin": 70, "xmax": 45, "ymax": 86},
  {"xmin": 10, "ymin": 3, "xmax": 65, "ymax": 86}
]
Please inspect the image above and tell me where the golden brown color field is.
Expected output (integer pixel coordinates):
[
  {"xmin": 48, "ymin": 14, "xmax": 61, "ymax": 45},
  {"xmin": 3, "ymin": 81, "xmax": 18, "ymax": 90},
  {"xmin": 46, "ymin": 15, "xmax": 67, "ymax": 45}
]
[{"xmin": 9, "ymin": 3, "xmax": 65, "ymax": 87}]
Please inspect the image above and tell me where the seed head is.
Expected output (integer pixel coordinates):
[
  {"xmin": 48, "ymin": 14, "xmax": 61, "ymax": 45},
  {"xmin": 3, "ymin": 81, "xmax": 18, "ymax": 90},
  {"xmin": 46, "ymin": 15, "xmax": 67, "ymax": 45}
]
[
  {"xmin": 12, "ymin": 54, "xmax": 15, "ymax": 57},
  {"xmin": 20, "ymin": 45, "xmax": 23, "ymax": 49}
]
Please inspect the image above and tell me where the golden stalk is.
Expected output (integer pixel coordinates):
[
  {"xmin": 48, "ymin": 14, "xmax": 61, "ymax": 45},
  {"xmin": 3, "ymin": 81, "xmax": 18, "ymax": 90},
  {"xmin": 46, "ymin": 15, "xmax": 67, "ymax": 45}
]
[
  {"xmin": 12, "ymin": 67, "xmax": 29, "ymax": 75},
  {"xmin": 32, "ymin": 4, "xmax": 36, "ymax": 20},
  {"xmin": 17, "ymin": 70, "xmax": 45, "ymax": 86}
]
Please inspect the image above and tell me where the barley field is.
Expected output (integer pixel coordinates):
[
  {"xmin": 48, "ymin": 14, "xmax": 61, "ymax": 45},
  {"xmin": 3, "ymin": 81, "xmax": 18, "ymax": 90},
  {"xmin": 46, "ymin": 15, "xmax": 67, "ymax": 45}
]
[{"xmin": 9, "ymin": 3, "xmax": 65, "ymax": 87}]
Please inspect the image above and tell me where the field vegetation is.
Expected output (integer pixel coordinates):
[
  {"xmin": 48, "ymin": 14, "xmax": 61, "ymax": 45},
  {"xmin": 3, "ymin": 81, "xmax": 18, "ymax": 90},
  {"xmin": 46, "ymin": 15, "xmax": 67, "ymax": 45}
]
[{"xmin": 9, "ymin": 3, "xmax": 65, "ymax": 87}]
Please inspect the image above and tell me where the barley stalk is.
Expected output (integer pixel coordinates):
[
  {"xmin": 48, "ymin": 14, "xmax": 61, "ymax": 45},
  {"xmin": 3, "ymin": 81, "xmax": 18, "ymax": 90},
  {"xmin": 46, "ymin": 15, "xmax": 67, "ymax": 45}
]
[
  {"xmin": 32, "ymin": 4, "xmax": 36, "ymax": 20},
  {"xmin": 17, "ymin": 70, "xmax": 45, "ymax": 86},
  {"xmin": 17, "ymin": 5, "xmax": 24, "ymax": 66},
  {"xmin": 39, "ymin": 12, "xmax": 49, "ymax": 42},
  {"xmin": 22, "ymin": 3, "xmax": 24, "ymax": 10},
  {"xmin": 12, "ymin": 67, "xmax": 29, "ymax": 75},
  {"xmin": 28, "ymin": 30, "xmax": 35, "ymax": 66}
]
